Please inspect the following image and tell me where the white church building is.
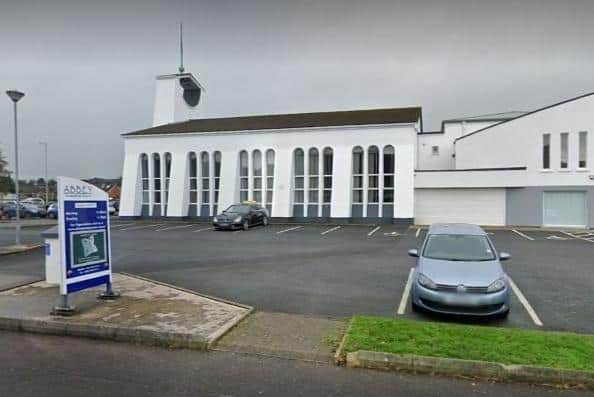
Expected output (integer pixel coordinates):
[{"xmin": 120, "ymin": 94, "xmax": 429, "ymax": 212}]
[{"xmin": 119, "ymin": 71, "xmax": 594, "ymax": 228}]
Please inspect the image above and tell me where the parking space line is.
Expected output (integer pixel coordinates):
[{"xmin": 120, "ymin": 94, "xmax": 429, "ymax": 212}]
[
  {"xmin": 321, "ymin": 226, "xmax": 341, "ymax": 235},
  {"xmin": 397, "ymin": 268, "xmax": 415, "ymax": 315},
  {"xmin": 368, "ymin": 226, "xmax": 381, "ymax": 236},
  {"xmin": 512, "ymin": 229, "xmax": 535, "ymax": 241},
  {"xmin": 120, "ymin": 223, "xmax": 165, "ymax": 231},
  {"xmin": 561, "ymin": 231, "xmax": 594, "ymax": 243},
  {"xmin": 276, "ymin": 226, "xmax": 303, "ymax": 234},
  {"xmin": 110, "ymin": 222, "xmax": 135, "ymax": 229},
  {"xmin": 415, "ymin": 228, "xmax": 421, "ymax": 238},
  {"xmin": 155, "ymin": 224, "xmax": 195, "ymax": 232},
  {"xmin": 507, "ymin": 276, "xmax": 543, "ymax": 327},
  {"xmin": 192, "ymin": 227, "xmax": 214, "ymax": 233}
]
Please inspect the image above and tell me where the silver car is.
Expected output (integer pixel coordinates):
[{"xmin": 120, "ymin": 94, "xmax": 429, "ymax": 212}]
[{"xmin": 409, "ymin": 223, "xmax": 511, "ymax": 317}]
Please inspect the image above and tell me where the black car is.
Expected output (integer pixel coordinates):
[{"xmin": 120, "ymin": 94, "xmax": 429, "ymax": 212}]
[{"xmin": 213, "ymin": 203, "xmax": 269, "ymax": 231}]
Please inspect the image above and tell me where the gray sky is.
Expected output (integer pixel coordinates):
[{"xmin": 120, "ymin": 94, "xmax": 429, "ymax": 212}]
[{"xmin": 1, "ymin": 0, "xmax": 593, "ymax": 179}]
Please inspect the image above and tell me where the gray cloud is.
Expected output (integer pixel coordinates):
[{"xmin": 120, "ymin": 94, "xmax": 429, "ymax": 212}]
[{"xmin": 1, "ymin": 0, "xmax": 593, "ymax": 179}]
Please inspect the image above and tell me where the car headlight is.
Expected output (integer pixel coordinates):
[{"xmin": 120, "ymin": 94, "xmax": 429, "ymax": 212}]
[
  {"xmin": 233, "ymin": 216, "xmax": 242, "ymax": 223},
  {"xmin": 417, "ymin": 273, "xmax": 437, "ymax": 290},
  {"xmin": 213, "ymin": 217, "xmax": 218, "ymax": 222},
  {"xmin": 487, "ymin": 278, "xmax": 506, "ymax": 293}
]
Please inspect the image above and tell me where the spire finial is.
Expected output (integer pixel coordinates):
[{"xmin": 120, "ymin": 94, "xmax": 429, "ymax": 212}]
[{"xmin": 178, "ymin": 22, "xmax": 185, "ymax": 74}]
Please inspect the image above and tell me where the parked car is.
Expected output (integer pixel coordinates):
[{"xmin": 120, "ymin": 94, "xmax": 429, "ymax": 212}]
[
  {"xmin": 47, "ymin": 203, "xmax": 58, "ymax": 219},
  {"xmin": 0, "ymin": 202, "xmax": 44, "ymax": 219},
  {"xmin": 212, "ymin": 202, "xmax": 269, "ymax": 231},
  {"xmin": 108, "ymin": 199, "xmax": 118, "ymax": 215},
  {"xmin": 408, "ymin": 223, "xmax": 511, "ymax": 318},
  {"xmin": 22, "ymin": 197, "xmax": 45, "ymax": 210}
]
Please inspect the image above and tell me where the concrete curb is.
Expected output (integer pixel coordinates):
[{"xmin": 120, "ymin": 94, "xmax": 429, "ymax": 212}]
[
  {"xmin": 333, "ymin": 318, "xmax": 353, "ymax": 365},
  {"xmin": 0, "ymin": 316, "xmax": 209, "ymax": 350},
  {"xmin": 410, "ymin": 225, "xmax": 593, "ymax": 233},
  {"xmin": 0, "ymin": 244, "xmax": 44, "ymax": 256},
  {"xmin": 346, "ymin": 350, "xmax": 594, "ymax": 390}
]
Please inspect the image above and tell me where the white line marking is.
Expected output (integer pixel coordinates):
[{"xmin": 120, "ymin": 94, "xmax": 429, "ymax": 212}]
[
  {"xmin": 512, "ymin": 229, "xmax": 535, "ymax": 241},
  {"xmin": 155, "ymin": 224, "xmax": 195, "ymax": 232},
  {"xmin": 397, "ymin": 268, "xmax": 415, "ymax": 315},
  {"xmin": 507, "ymin": 276, "xmax": 543, "ymax": 327},
  {"xmin": 110, "ymin": 222, "xmax": 134, "ymax": 229},
  {"xmin": 120, "ymin": 223, "xmax": 165, "ymax": 231},
  {"xmin": 276, "ymin": 226, "xmax": 303, "ymax": 234},
  {"xmin": 368, "ymin": 226, "xmax": 381, "ymax": 236},
  {"xmin": 233, "ymin": 230, "xmax": 242, "ymax": 234},
  {"xmin": 415, "ymin": 228, "xmax": 421, "ymax": 238},
  {"xmin": 321, "ymin": 226, "xmax": 341, "ymax": 235},
  {"xmin": 192, "ymin": 227, "xmax": 214, "ymax": 233},
  {"xmin": 562, "ymin": 231, "xmax": 594, "ymax": 243}
]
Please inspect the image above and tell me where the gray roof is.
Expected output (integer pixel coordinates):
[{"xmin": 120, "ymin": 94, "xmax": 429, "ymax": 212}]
[
  {"xmin": 444, "ymin": 111, "xmax": 527, "ymax": 124},
  {"xmin": 123, "ymin": 107, "xmax": 422, "ymax": 136},
  {"xmin": 428, "ymin": 223, "xmax": 486, "ymax": 236}
]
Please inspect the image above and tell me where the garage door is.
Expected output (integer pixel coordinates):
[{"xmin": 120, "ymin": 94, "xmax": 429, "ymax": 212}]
[
  {"xmin": 543, "ymin": 191, "xmax": 587, "ymax": 227},
  {"xmin": 415, "ymin": 188, "xmax": 506, "ymax": 226}
]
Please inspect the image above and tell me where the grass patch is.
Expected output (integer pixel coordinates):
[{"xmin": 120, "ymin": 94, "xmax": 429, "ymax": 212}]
[{"xmin": 343, "ymin": 316, "xmax": 594, "ymax": 372}]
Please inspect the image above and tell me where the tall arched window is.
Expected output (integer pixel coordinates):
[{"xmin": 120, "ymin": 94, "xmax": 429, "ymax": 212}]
[
  {"xmin": 188, "ymin": 152, "xmax": 198, "ymax": 216},
  {"xmin": 265, "ymin": 149, "xmax": 275, "ymax": 212},
  {"xmin": 140, "ymin": 154, "xmax": 149, "ymax": 216},
  {"xmin": 213, "ymin": 151, "xmax": 221, "ymax": 213},
  {"xmin": 383, "ymin": 145, "xmax": 395, "ymax": 217},
  {"xmin": 252, "ymin": 150, "xmax": 262, "ymax": 204},
  {"xmin": 293, "ymin": 148, "xmax": 305, "ymax": 217},
  {"xmin": 367, "ymin": 146, "xmax": 380, "ymax": 216},
  {"xmin": 322, "ymin": 147, "xmax": 333, "ymax": 217},
  {"xmin": 200, "ymin": 151, "xmax": 210, "ymax": 216},
  {"xmin": 239, "ymin": 151, "xmax": 249, "ymax": 202},
  {"xmin": 152, "ymin": 153, "xmax": 161, "ymax": 216},
  {"xmin": 308, "ymin": 148, "xmax": 319, "ymax": 216},
  {"xmin": 163, "ymin": 152, "xmax": 172, "ymax": 214},
  {"xmin": 351, "ymin": 146, "xmax": 364, "ymax": 217}
]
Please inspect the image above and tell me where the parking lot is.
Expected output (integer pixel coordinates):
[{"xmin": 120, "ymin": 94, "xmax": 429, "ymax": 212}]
[{"xmin": 1, "ymin": 220, "xmax": 593, "ymax": 334}]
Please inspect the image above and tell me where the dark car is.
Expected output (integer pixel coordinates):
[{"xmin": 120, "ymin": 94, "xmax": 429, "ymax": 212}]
[{"xmin": 213, "ymin": 203, "xmax": 269, "ymax": 231}]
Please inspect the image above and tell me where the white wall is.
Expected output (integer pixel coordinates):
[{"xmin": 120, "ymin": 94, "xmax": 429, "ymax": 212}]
[
  {"xmin": 455, "ymin": 95, "xmax": 594, "ymax": 187},
  {"xmin": 119, "ymin": 123, "xmax": 418, "ymax": 220},
  {"xmin": 152, "ymin": 74, "xmax": 205, "ymax": 126}
]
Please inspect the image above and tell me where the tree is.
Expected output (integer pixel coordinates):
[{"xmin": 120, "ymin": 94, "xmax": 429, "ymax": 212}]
[
  {"xmin": 0, "ymin": 148, "xmax": 8, "ymax": 177},
  {"xmin": 0, "ymin": 176, "xmax": 14, "ymax": 194}
]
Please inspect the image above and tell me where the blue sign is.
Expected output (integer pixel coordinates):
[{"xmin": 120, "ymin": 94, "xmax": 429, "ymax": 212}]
[{"xmin": 58, "ymin": 177, "xmax": 112, "ymax": 295}]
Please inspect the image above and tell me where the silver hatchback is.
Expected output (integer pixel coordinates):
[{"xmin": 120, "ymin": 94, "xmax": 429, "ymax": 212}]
[{"xmin": 409, "ymin": 223, "xmax": 511, "ymax": 317}]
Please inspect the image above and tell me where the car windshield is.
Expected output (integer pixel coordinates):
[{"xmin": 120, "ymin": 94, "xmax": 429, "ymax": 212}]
[
  {"xmin": 223, "ymin": 205, "xmax": 250, "ymax": 214},
  {"xmin": 423, "ymin": 234, "xmax": 496, "ymax": 261}
]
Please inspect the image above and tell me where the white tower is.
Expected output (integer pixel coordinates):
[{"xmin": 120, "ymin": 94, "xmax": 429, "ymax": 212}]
[{"xmin": 152, "ymin": 23, "xmax": 206, "ymax": 126}]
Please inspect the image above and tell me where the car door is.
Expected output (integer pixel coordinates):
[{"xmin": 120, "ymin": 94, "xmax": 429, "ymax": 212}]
[{"xmin": 251, "ymin": 205, "xmax": 263, "ymax": 224}]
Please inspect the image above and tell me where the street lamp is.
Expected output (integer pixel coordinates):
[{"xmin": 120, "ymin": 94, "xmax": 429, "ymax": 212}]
[
  {"xmin": 6, "ymin": 90, "xmax": 25, "ymax": 246},
  {"xmin": 39, "ymin": 141, "xmax": 48, "ymax": 205}
]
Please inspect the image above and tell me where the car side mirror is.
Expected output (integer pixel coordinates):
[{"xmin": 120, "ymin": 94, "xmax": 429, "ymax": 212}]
[
  {"xmin": 499, "ymin": 252, "xmax": 511, "ymax": 261},
  {"xmin": 408, "ymin": 249, "xmax": 419, "ymax": 258}
]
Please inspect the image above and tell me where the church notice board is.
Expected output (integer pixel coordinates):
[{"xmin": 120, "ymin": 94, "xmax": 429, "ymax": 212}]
[{"xmin": 58, "ymin": 176, "xmax": 112, "ymax": 295}]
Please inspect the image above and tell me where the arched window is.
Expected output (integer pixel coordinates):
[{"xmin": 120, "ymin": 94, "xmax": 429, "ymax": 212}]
[
  {"xmin": 367, "ymin": 146, "xmax": 380, "ymax": 211},
  {"xmin": 383, "ymin": 146, "xmax": 395, "ymax": 210},
  {"xmin": 308, "ymin": 148, "xmax": 319, "ymax": 207},
  {"xmin": 163, "ymin": 153, "xmax": 172, "ymax": 213},
  {"xmin": 200, "ymin": 152, "xmax": 210, "ymax": 213},
  {"xmin": 265, "ymin": 149, "xmax": 275, "ymax": 212},
  {"xmin": 140, "ymin": 154, "xmax": 149, "ymax": 216},
  {"xmin": 239, "ymin": 151, "xmax": 249, "ymax": 202},
  {"xmin": 188, "ymin": 152, "xmax": 198, "ymax": 216},
  {"xmin": 293, "ymin": 149, "xmax": 305, "ymax": 216},
  {"xmin": 352, "ymin": 147, "xmax": 364, "ymax": 210},
  {"xmin": 152, "ymin": 153, "xmax": 161, "ymax": 215},
  {"xmin": 252, "ymin": 150, "xmax": 262, "ymax": 204},
  {"xmin": 213, "ymin": 151, "xmax": 221, "ymax": 210},
  {"xmin": 322, "ymin": 148, "xmax": 333, "ymax": 215}
]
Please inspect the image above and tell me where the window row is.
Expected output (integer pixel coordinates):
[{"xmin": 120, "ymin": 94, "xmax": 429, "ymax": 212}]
[
  {"xmin": 351, "ymin": 145, "xmax": 395, "ymax": 218},
  {"xmin": 292, "ymin": 147, "xmax": 333, "ymax": 217},
  {"xmin": 188, "ymin": 151, "xmax": 222, "ymax": 211},
  {"xmin": 140, "ymin": 152, "xmax": 171, "ymax": 216},
  {"xmin": 543, "ymin": 131, "xmax": 588, "ymax": 170},
  {"xmin": 239, "ymin": 149, "xmax": 275, "ymax": 212}
]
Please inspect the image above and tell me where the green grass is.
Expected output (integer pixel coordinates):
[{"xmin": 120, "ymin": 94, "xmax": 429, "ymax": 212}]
[{"xmin": 343, "ymin": 316, "xmax": 594, "ymax": 372}]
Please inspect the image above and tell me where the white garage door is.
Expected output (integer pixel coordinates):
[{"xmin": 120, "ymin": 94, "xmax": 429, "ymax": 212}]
[
  {"xmin": 543, "ymin": 191, "xmax": 587, "ymax": 227},
  {"xmin": 415, "ymin": 188, "xmax": 506, "ymax": 226}
]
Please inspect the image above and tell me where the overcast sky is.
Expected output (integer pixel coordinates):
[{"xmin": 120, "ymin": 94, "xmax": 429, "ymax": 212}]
[{"xmin": 1, "ymin": 0, "xmax": 593, "ymax": 179}]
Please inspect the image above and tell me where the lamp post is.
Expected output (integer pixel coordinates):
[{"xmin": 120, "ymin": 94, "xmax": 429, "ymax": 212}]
[
  {"xmin": 39, "ymin": 141, "xmax": 48, "ymax": 205},
  {"xmin": 6, "ymin": 90, "xmax": 24, "ymax": 246}
]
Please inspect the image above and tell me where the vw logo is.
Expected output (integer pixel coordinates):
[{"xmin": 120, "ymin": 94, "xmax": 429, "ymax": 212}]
[{"xmin": 456, "ymin": 284, "xmax": 466, "ymax": 293}]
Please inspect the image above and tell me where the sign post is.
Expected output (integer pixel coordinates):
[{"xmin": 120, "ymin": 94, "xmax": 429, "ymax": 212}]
[{"xmin": 52, "ymin": 177, "xmax": 118, "ymax": 315}]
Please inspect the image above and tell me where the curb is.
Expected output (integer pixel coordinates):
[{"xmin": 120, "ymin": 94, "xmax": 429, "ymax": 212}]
[
  {"xmin": 333, "ymin": 318, "xmax": 353, "ymax": 365},
  {"xmin": 0, "ymin": 244, "xmax": 44, "ymax": 256},
  {"xmin": 346, "ymin": 350, "xmax": 594, "ymax": 390}
]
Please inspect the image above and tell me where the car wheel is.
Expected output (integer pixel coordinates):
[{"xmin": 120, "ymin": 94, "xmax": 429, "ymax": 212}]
[
  {"xmin": 495, "ymin": 309, "xmax": 510, "ymax": 319},
  {"xmin": 242, "ymin": 220, "xmax": 249, "ymax": 231},
  {"xmin": 262, "ymin": 216, "xmax": 269, "ymax": 226},
  {"xmin": 411, "ymin": 301, "xmax": 422, "ymax": 313}
]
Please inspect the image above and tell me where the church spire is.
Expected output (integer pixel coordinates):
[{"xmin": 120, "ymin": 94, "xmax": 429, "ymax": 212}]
[{"xmin": 178, "ymin": 22, "xmax": 185, "ymax": 74}]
